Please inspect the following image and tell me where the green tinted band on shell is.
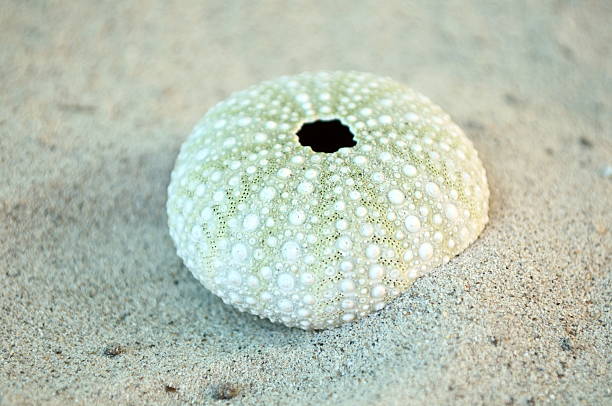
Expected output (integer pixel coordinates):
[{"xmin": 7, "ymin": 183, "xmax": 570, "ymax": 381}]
[{"xmin": 167, "ymin": 71, "xmax": 489, "ymax": 330}]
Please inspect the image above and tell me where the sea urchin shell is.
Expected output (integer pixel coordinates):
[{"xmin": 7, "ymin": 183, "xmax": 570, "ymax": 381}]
[{"xmin": 167, "ymin": 71, "xmax": 489, "ymax": 330}]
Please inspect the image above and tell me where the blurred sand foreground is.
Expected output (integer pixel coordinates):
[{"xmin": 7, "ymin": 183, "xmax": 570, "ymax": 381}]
[{"xmin": 1, "ymin": 1, "xmax": 610, "ymax": 405}]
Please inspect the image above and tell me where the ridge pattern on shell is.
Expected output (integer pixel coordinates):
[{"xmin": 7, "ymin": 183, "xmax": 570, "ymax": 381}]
[{"xmin": 167, "ymin": 71, "xmax": 489, "ymax": 330}]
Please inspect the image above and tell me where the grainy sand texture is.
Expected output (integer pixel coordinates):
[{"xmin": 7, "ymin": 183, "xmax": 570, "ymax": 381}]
[{"xmin": 1, "ymin": 1, "xmax": 611, "ymax": 405}]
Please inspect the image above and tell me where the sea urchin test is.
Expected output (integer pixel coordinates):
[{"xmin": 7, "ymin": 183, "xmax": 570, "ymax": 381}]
[{"xmin": 167, "ymin": 71, "xmax": 489, "ymax": 330}]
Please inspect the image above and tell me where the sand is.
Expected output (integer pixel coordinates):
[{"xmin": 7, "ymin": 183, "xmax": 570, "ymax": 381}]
[{"xmin": 1, "ymin": 1, "xmax": 611, "ymax": 405}]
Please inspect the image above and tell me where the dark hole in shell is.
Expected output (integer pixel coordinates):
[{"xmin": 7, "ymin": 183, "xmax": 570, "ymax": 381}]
[{"xmin": 296, "ymin": 119, "xmax": 356, "ymax": 153}]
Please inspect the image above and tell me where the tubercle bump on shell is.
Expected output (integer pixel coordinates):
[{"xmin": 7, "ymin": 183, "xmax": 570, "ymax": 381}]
[{"xmin": 167, "ymin": 71, "xmax": 489, "ymax": 330}]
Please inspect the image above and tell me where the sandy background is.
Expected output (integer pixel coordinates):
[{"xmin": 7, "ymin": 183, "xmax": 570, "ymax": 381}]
[{"xmin": 1, "ymin": 1, "xmax": 611, "ymax": 405}]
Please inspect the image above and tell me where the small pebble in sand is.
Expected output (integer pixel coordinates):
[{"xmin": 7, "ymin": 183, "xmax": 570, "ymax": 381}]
[
  {"xmin": 102, "ymin": 344, "xmax": 125, "ymax": 357},
  {"xmin": 600, "ymin": 165, "xmax": 612, "ymax": 178},
  {"xmin": 167, "ymin": 71, "xmax": 489, "ymax": 329},
  {"xmin": 211, "ymin": 383, "xmax": 240, "ymax": 400}
]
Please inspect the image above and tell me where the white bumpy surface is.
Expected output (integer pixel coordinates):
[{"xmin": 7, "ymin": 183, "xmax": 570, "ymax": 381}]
[{"xmin": 167, "ymin": 71, "xmax": 489, "ymax": 330}]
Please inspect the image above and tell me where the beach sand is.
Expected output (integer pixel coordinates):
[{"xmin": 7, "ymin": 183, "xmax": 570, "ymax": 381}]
[{"xmin": 1, "ymin": 1, "xmax": 610, "ymax": 404}]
